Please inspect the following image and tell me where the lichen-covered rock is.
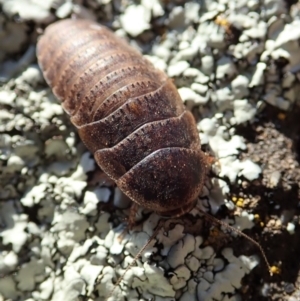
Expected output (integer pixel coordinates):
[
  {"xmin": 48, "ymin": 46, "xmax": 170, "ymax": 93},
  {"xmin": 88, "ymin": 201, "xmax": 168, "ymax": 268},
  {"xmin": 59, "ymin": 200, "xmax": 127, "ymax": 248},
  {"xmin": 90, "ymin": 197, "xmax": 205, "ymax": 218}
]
[{"xmin": 1, "ymin": 1, "xmax": 300, "ymax": 301}]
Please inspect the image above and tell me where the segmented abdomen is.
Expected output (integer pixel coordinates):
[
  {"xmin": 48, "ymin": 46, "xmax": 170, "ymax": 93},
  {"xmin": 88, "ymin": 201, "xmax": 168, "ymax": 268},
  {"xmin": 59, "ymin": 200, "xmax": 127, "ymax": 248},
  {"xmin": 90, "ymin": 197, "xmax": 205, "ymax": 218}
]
[{"xmin": 37, "ymin": 19, "xmax": 207, "ymax": 215}]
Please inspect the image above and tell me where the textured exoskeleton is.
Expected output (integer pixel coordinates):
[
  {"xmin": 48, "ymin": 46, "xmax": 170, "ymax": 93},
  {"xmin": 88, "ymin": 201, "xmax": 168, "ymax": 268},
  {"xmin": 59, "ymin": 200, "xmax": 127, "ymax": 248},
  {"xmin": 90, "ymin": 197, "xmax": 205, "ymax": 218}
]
[{"xmin": 37, "ymin": 19, "xmax": 208, "ymax": 217}]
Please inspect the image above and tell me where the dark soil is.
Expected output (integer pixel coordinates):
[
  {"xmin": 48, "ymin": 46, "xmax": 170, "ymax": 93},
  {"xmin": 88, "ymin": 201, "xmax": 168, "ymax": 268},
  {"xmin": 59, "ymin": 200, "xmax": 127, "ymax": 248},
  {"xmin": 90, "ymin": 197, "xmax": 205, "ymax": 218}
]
[{"xmin": 229, "ymin": 105, "xmax": 300, "ymax": 301}]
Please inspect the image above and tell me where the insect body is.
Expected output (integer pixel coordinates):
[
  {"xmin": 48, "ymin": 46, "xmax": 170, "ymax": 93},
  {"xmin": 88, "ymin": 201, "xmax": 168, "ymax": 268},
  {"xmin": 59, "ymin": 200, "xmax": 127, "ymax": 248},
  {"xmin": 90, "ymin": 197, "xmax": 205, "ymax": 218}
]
[{"xmin": 37, "ymin": 19, "xmax": 208, "ymax": 217}]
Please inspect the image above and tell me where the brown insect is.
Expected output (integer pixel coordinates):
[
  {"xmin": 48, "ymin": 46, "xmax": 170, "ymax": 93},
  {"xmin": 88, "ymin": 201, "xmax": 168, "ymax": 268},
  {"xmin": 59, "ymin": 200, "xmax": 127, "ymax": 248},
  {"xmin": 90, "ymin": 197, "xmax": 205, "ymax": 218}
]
[
  {"xmin": 36, "ymin": 19, "xmax": 273, "ymax": 299},
  {"xmin": 36, "ymin": 18, "xmax": 209, "ymax": 223}
]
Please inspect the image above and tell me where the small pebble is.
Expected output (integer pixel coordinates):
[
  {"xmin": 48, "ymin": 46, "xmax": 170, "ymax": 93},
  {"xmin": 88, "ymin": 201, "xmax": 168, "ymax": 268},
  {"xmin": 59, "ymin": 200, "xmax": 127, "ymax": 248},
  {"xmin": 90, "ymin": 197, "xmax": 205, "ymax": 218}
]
[
  {"xmin": 120, "ymin": 5, "xmax": 150, "ymax": 36},
  {"xmin": 178, "ymin": 87, "xmax": 208, "ymax": 105},
  {"xmin": 287, "ymin": 223, "xmax": 295, "ymax": 234},
  {"xmin": 167, "ymin": 6, "xmax": 185, "ymax": 29},
  {"xmin": 167, "ymin": 61, "xmax": 189, "ymax": 77}
]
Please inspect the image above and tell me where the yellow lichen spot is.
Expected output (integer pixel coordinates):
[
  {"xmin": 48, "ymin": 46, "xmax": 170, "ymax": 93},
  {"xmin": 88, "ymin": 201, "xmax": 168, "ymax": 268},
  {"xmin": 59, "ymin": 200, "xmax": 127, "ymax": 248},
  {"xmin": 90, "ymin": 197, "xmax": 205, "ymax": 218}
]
[
  {"xmin": 236, "ymin": 199, "xmax": 244, "ymax": 207},
  {"xmin": 232, "ymin": 196, "xmax": 237, "ymax": 202},
  {"xmin": 254, "ymin": 214, "xmax": 264, "ymax": 226},
  {"xmin": 215, "ymin": 15, "xmax": 230, "ymax": 29},
  {"xmin": 270, "ymin": 265, "xmax": 281, "ymax": 275},
  {"xmin": 277, "ymin": 113, "xmax": 286, "ymax": 120},
  {"xmin": 254, "ymin": 214, "xmax": 260, "ymax": 220}
]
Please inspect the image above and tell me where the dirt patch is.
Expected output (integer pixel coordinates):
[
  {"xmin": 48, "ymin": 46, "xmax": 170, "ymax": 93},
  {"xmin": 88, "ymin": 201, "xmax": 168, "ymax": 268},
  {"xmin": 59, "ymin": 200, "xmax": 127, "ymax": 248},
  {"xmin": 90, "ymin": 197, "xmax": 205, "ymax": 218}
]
[{"xmin": 228, "ymin": 104, "xmax": 300, "ymax": 301}]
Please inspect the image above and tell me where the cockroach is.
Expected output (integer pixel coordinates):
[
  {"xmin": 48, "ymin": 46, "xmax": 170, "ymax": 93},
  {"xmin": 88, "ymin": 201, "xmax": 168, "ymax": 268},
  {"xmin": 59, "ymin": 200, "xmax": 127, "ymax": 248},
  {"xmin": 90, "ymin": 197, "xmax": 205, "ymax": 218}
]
[
  {"xmin": 37, "ymin": 18, "xmax": 208, "ymax": 222},
  {"xmin": 37, "ymin": 18, "xmax": 273, "ymax": 300}
]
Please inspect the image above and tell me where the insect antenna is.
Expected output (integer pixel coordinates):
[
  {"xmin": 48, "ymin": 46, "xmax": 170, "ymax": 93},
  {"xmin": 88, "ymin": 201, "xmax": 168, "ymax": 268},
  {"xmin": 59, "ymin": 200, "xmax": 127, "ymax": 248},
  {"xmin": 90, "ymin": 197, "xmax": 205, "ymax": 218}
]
[
  {"xmin": 105, "ymin": 219, "xmax": 164, "ymax": 301},
  {"xmin": 196, "ymin": 203, "xmax": 273, "ymax": 275}
]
